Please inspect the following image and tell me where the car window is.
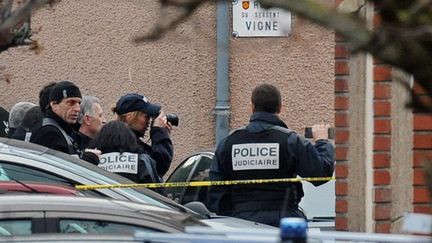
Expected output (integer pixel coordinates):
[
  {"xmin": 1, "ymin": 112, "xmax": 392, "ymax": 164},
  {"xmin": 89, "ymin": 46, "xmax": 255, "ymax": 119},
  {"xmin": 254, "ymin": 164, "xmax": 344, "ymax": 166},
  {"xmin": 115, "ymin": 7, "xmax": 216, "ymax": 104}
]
[
  {"xmin": 0, "ymin": 162, "xmax": 70, "ymax": 185},
  {"xmin": 165, "ymin": 156, "xmax": 199, "ymax": 203},
  {"xmin": 181, "ymin": 156, "xmax": 212, "ymax": 204},
  {"xmin": 0, "ymin": 162, "xmax": 102, "ymax": 198},
  {"xmin": 168, "ymin": 156, "xmax": 198, "ymax": 182},
  {"xmin": 0, "ymin": 220, "xmax": 32, "ymax": 236},
  {"xmin": 189, "ymin": 156, "xmax": 211, "ymax": 182},
  {"xmin": 59, "ymin": 219, "xmax": 159, "ymax": 234}
]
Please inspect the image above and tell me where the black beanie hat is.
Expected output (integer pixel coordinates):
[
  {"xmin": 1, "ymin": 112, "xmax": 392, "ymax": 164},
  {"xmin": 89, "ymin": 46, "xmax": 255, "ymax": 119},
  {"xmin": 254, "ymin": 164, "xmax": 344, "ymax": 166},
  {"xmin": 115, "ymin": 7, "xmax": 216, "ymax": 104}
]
[{"xmin": 49, "ymin": 81, "xmax": 82, "ymax": 103}]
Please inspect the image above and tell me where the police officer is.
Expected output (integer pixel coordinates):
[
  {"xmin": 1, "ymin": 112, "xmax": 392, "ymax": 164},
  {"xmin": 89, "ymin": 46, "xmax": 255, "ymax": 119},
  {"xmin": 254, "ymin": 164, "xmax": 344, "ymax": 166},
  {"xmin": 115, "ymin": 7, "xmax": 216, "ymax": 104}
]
[
  {"xmin": 30, "ymin": 81, "xmax": 83, "ymax": 156},
  {"xmin": 112, "ymin": 93, "xmax": 173, "ymax": 177},
  {"xmin": 87, "ymin": 121, "xmax": 164, "ymax": 195},
  {"xmin": 207, "ymin": 83, "xmax": 334, "ymax": 227}
]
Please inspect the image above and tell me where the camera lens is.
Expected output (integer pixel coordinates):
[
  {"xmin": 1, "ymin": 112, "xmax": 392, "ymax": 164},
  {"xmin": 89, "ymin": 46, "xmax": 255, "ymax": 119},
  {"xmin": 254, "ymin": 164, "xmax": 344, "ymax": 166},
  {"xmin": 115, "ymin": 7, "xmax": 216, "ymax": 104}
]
[{"xmin": 166, "ymin": 113, "xmax": 179, "ymax": 126}]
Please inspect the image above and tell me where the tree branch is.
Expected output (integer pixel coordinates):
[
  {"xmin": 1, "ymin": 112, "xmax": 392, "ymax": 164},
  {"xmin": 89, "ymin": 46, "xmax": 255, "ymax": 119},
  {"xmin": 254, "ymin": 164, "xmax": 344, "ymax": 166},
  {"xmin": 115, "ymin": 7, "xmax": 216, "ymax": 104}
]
[
  {"xmin": 134, "ymin": 0, "xmax": 206, "ymax": 42},
  {"xmin": 0, "ymin": 0, "xmax": 61, "ymax": 51}
]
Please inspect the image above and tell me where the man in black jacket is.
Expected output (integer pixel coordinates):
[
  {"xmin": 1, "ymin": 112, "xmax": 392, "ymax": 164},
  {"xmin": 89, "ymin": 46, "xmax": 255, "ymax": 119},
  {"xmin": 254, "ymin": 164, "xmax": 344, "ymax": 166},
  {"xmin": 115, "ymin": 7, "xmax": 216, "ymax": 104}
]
[
  {"xmin": 207, "ymin": 83, "xmax": 335, "ymax": 227},
  {"xmin": 30, "ymin": 81, "xmax": 83, "ymax": 157}
]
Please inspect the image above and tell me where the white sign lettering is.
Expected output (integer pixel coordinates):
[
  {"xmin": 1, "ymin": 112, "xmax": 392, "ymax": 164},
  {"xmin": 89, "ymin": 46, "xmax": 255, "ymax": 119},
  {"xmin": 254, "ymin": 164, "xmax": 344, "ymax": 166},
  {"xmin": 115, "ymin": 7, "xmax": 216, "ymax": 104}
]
[
  {"xmin": 98, "ymin": 152, "xmax": 138, "ymax": 174},
  {"xmin": 232, "ymin": 0, "xmax": 292, "ymax": 37},
  {"xmin": 232, "ymin": 143, "xmax": 279, "ymax": 170}
]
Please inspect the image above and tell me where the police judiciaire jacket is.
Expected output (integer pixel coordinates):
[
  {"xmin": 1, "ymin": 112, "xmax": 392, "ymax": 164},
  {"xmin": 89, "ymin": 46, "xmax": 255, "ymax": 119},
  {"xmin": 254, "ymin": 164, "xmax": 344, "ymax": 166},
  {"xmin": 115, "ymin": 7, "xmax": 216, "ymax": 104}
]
[{"xmin": 207, "ymin": 112, "xmax": 335, "ymax": 223}]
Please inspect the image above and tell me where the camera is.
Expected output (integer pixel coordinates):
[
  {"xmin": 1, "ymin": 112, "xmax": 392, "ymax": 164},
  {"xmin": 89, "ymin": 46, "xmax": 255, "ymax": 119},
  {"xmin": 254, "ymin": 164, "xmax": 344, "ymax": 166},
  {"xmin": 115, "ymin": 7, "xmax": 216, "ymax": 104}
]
[
  {"xmin": 153, "ymin": 112, "xmax": 179, "ymax": 126},
  {"xmin": 304, "ymin": 127, "xmax": 335, "ymax": 139},
  {"xmin": 166, "ymin": 113, "xmax": 179, "ymax": 126}
]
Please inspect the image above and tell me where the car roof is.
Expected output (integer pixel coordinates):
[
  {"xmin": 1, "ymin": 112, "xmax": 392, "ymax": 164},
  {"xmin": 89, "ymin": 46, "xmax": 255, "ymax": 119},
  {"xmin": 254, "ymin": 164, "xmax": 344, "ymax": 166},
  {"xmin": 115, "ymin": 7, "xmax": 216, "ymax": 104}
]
[{"xmin": 0, "ymin": 195, "xmax": 204, "ymax": 230}]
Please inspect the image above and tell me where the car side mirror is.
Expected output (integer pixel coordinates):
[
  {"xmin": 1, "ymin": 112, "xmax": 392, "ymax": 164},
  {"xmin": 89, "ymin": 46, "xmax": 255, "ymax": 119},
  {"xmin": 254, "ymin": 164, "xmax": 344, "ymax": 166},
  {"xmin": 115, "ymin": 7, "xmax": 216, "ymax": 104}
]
[{"xmin": 183, "ymin": 201, "xmax": 211, "ymax": 218}]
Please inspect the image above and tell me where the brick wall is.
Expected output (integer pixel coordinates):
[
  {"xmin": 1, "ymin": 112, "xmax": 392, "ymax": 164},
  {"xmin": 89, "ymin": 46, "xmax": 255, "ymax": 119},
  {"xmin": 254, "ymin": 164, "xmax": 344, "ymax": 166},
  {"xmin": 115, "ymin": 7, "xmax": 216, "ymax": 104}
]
[
  {"xmin": 412, "ymin": 83, "xmax": 432, "ymax": 215},
  {"xmin": 334, "ymin": 31, "xmax": 349, "ymax": 231},
  {"xmin": 335, "ymin": 0, "xmax": 432, "ymax": 233},
  {"xmin": 372, "ymin": 62, "xmax": 392, "ymax": 233}
]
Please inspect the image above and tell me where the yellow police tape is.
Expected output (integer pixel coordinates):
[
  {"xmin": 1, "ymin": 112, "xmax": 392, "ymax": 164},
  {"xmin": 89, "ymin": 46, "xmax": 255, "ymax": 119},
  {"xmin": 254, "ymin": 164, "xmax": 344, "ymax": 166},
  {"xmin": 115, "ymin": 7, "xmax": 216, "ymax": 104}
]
[{"xmin": 75, "ymin": 176, "xmax": 336, "ymax": 190}]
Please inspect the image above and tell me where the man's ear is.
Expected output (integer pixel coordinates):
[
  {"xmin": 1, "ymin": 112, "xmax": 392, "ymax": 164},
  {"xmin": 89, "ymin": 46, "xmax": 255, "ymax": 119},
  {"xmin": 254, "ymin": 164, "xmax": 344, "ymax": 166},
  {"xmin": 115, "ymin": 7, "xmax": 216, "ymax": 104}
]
[
  {"xmin": 83, "ymin": 115, "xmax": 92, "ymax": 126},
  {"xmin": 276, "ymin": 103, "xmax": 282, "ymax": 114},
  {"xmin": 251, "ymin": 103, "xmax": 256, "ymax": 113},
  {"xmin": 50, "ymin": 101, "xmax": 57, "ymax": 111}
]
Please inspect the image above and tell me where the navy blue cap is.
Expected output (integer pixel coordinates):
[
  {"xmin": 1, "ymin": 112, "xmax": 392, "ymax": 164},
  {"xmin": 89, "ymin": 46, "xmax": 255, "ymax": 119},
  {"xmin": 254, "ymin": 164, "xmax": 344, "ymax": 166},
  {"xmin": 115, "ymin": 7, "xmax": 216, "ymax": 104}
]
[{"xmin": 114, "ymin": 93, "xmax": 161, "ymax": 116}]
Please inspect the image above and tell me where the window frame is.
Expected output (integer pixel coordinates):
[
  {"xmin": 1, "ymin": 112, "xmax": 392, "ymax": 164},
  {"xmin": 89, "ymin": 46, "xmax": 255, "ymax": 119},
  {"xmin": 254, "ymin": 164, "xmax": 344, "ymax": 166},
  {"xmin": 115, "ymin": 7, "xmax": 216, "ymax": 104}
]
[{"xmin": 0, "ymin": 212, "xmax": 45, "ymax": 235}]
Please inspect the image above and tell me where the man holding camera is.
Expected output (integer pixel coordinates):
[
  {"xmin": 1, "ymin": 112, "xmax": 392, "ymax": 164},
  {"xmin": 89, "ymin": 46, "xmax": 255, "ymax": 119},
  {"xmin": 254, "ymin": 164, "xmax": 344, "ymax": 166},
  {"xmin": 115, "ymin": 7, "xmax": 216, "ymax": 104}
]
[
  {"xmin": 113, "ymin": 93, "xmax": 173, "ymax": 177},
  {"xmin": 207, "ymin": 83, "xmax": 334, "ymax": 227}
]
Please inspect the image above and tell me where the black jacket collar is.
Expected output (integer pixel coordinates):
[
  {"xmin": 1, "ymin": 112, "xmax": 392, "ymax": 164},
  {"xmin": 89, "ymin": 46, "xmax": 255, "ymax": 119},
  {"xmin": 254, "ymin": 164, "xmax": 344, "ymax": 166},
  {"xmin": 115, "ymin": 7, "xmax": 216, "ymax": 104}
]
[
  {"xmin": 46, "ymin": 109, "xmax": 75, "ymax": 134},
  {"xmin": 247, "ymin": 112, "xmax": 288, "ymax": 132}
]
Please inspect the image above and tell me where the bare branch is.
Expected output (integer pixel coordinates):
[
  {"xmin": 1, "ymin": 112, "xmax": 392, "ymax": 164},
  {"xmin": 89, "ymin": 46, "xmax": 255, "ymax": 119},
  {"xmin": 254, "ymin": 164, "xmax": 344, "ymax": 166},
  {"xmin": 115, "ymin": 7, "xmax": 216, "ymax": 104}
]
[
  {"xmin": 134, "ymin": 0, "xmax": 209, "ymax": 42},
  {"xmin": 0, "ymin": 0, "xmax": 13, "ymax": 24},
  {"xmin": 0, "ymin": 0, "xmax": 61, "ymax": 51},
  {"xmin": 259, "ymin": 0, "xmax": 373, "ymax": 50}
]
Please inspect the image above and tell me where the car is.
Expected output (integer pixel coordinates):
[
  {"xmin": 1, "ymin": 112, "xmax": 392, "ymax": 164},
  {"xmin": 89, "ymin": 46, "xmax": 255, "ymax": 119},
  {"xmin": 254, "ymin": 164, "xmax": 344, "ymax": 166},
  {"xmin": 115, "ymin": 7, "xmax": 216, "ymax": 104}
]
[
  {"xmin": 0, "ymin": 195, "xmax": 205, "ymax": 237},
  {"xmin": 165, "ymin": 151, "xmax": 335, "ymax": 226},
  {"xmin": 0, "ymin": 138, "xmax": 274, "ymax": 230}
]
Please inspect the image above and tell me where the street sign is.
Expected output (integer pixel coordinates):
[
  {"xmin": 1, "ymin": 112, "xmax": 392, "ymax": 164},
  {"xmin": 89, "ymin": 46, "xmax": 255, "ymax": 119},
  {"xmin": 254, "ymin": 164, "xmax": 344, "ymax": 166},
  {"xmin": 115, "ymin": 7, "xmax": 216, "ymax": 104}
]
[{"xmin": 232, "ymin": 0, "xmax": 292, "ymax": 37}]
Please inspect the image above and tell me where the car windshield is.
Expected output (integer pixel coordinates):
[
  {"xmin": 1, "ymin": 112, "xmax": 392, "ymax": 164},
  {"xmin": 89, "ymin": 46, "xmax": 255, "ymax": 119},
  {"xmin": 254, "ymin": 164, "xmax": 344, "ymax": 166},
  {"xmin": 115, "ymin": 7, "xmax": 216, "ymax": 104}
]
[{"xmin": 0, "ymin": 139, "xmax": 190, "ymax": 215}]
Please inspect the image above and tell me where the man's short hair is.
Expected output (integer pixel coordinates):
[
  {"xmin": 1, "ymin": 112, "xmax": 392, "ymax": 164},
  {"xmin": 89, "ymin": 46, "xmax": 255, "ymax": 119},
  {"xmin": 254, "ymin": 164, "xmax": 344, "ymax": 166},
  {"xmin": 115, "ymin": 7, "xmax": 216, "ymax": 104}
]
[
  {"xmin": 39, "ymin": 82, "xmax": 57, "ymax": 114},
  {"xmin": 21, "ymin": 106, "xmax": 44, "ymax": 131},
  {"xmin": 9, "ymin": 102, "xmax": 36, "ymax": 128},
  {"xmin": 78, "ymin": 96, "xmax": 100, "ymax": 124},
  {"xmin": 251, "ymin": 83, "xmax": 281, "ymax": 113}
]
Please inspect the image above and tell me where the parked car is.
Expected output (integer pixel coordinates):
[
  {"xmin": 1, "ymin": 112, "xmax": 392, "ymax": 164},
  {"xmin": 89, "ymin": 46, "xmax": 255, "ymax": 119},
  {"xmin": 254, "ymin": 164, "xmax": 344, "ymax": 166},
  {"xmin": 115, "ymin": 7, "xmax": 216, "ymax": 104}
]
[
  {"xmin": 165, "ymin": 151, "xmax": 335, "ymax": 224},
  {"xmin": 0, "ymin": 195, "xmax": 205, "ymax": 237},
  {"xmin": 0, "ymin": 138, "xmax": 274, "ymax": 229}
]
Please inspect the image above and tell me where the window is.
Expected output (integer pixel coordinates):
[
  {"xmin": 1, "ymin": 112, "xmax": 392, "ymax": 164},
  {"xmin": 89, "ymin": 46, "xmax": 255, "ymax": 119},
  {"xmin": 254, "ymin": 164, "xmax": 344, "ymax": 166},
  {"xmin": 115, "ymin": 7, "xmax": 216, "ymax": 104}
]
[
  {"xmin": 182, "ymin": 156, "xmax": 212, "ymax": 204},
  {"xmin": 0, "ymin": 220, "xmax": 32, "ymax": 236},
  {"xmin": 165, "ymin": 156, "xmax": 199, "ymax": 203},
  {"xmin": 168, "ymin": 156, "xmax": 198, "ymax": 183},
  {"xmin": 0, "ymin": 162, "xmax": 70, "ymax": 185},
  {"xmin": 59, "ymin": 219, "xmax": 158, "ymax": 235},
  {"xmin": 0, "ymin": 162, "xmax": 102, "ymax": 198},
  {"xmin": 190, "ymin": 156, "xmax": 212, "ymax": 182}
]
